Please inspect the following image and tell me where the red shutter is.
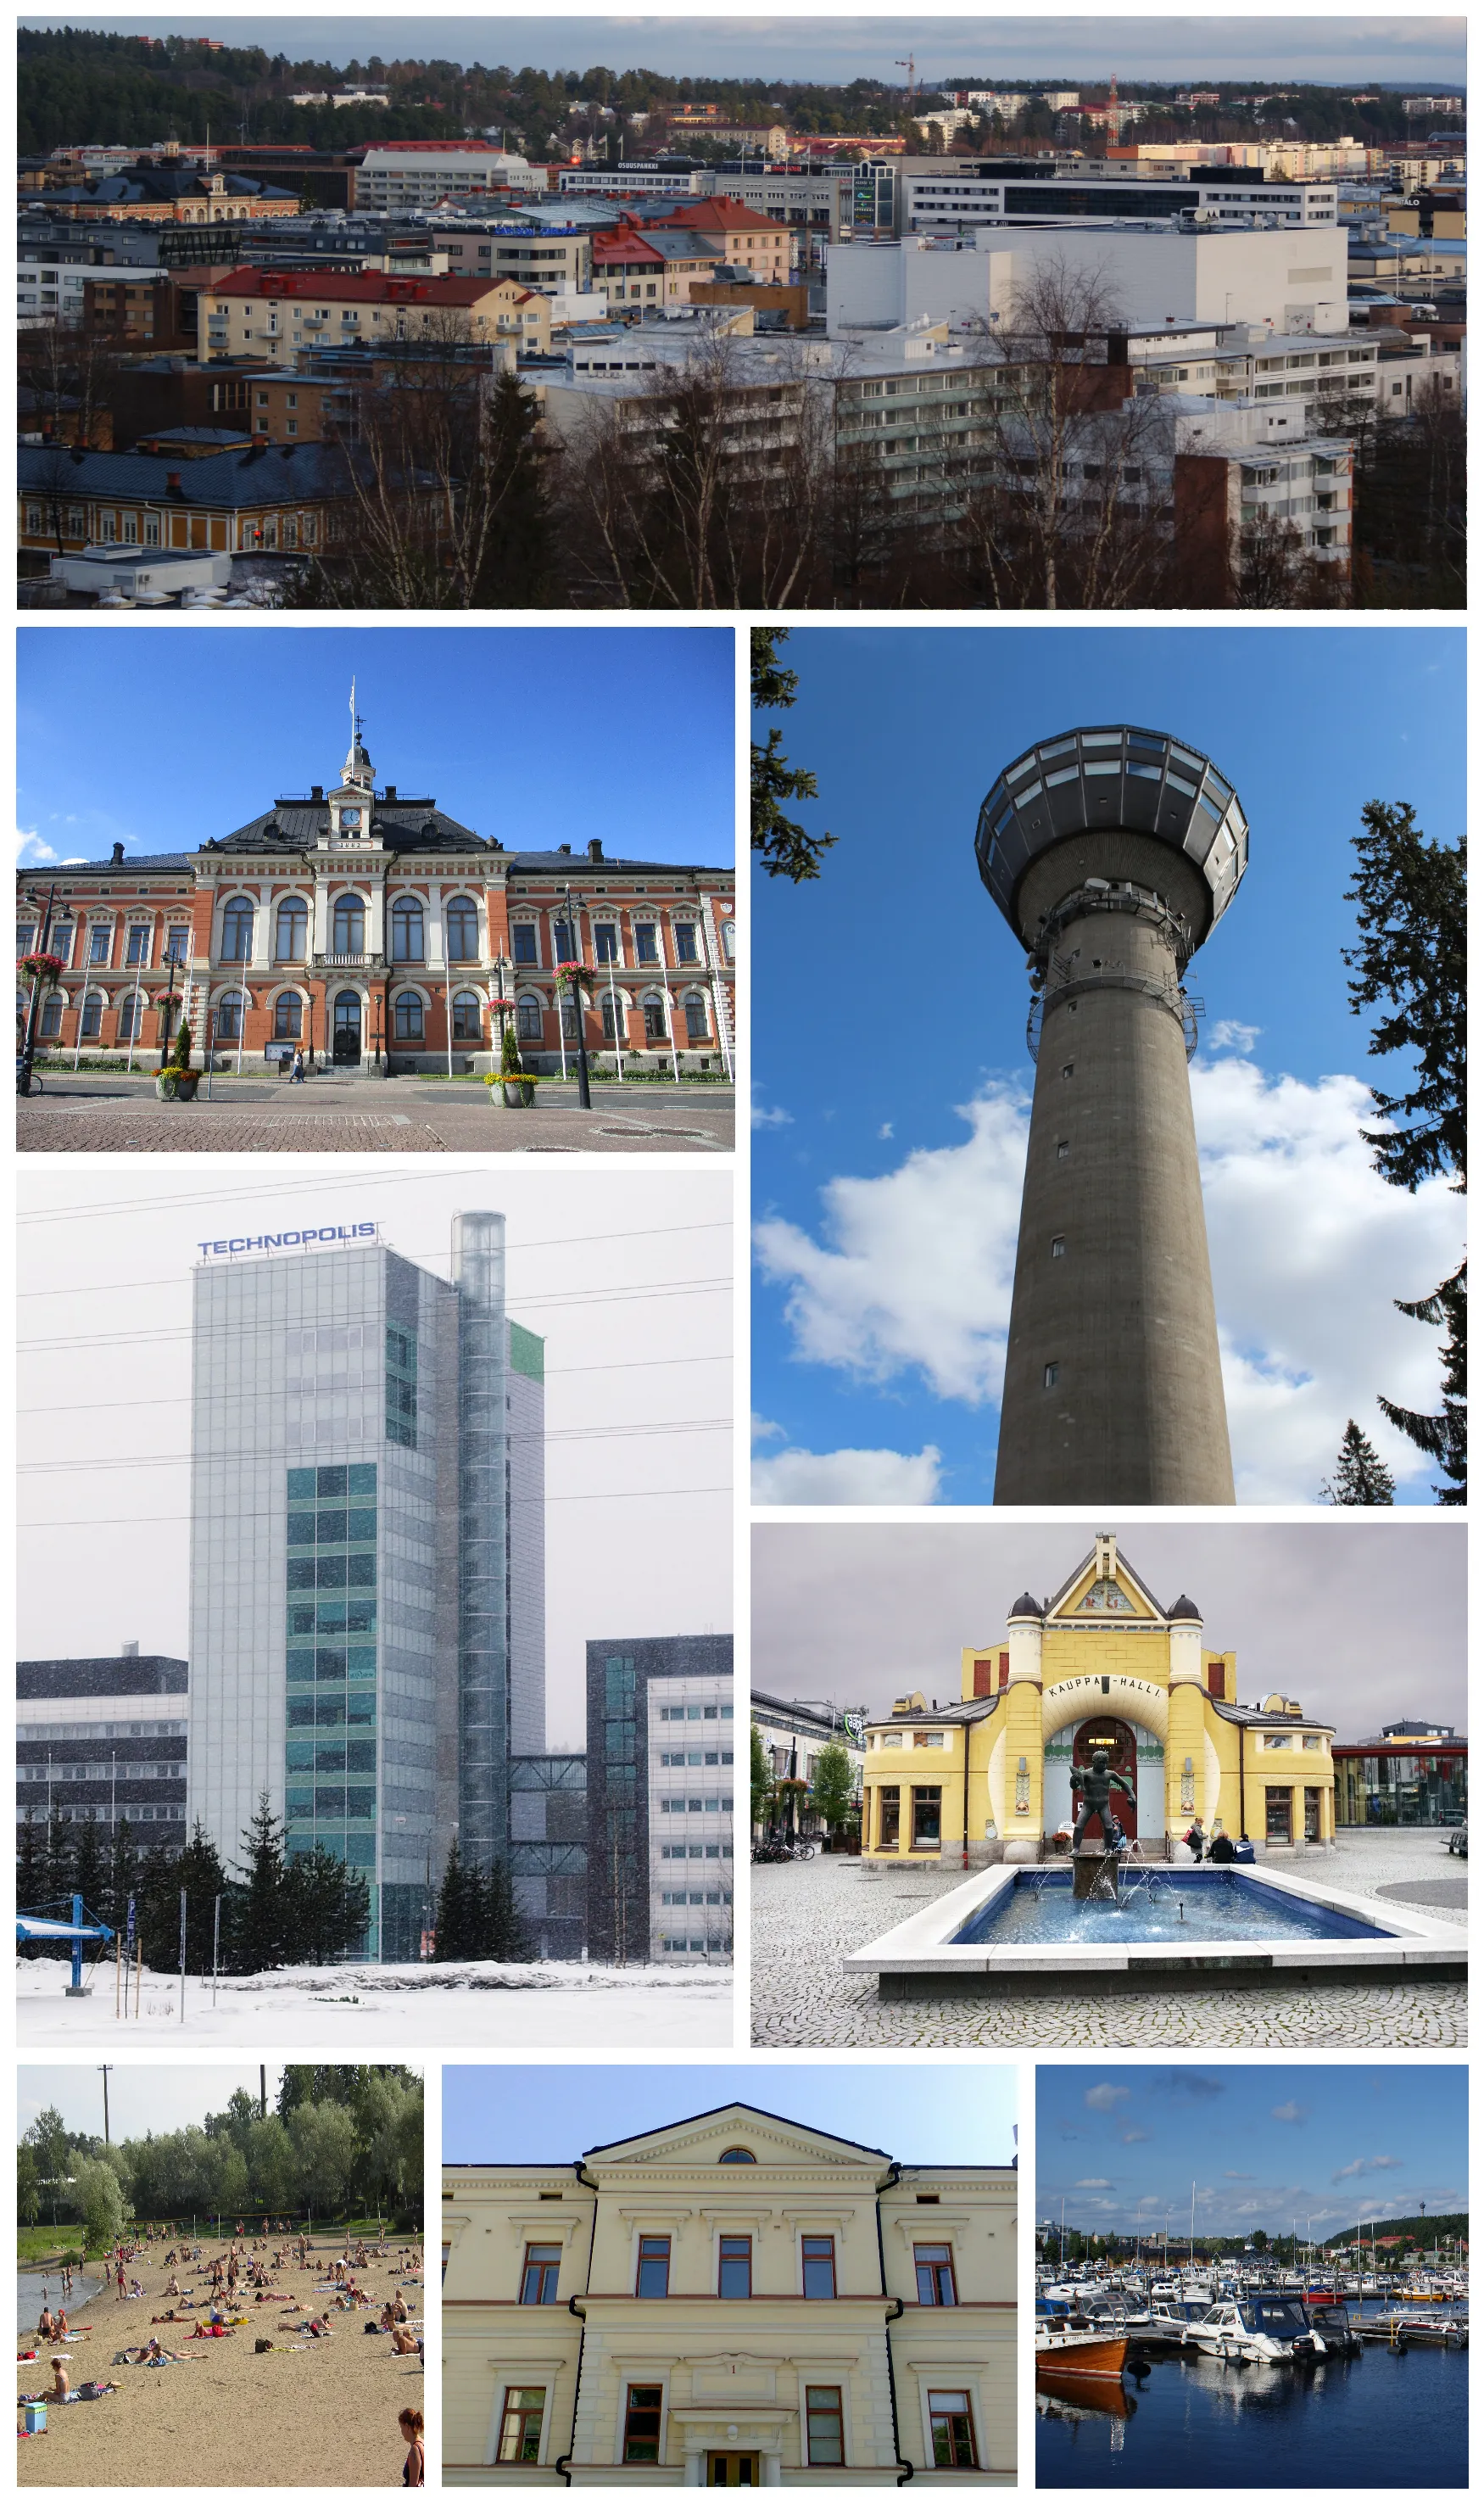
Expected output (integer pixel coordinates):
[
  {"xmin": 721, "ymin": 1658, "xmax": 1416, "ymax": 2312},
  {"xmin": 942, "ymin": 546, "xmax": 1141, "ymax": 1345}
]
[
  {"xmin": 972, "ymin": 1658, "xmax": 992, "ymax": 1697},
  {"xmin": 999, "ymin": 1650, "xmax": 1010, "ymax": 1690},
  {"xmin": 1208, "ymin": 1661, "xmax": 1226, "ymax": 1699}
]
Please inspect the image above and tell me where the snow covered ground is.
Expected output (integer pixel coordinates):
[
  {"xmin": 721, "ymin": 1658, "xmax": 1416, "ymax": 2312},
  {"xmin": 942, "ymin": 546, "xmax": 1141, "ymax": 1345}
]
[{"xmin": 16, "ymin": 1956, "xmax": 734, "ymax": 2047}]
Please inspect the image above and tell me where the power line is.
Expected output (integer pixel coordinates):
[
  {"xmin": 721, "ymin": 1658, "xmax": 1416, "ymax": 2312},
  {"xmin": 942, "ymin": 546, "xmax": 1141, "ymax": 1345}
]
[
  {"xmin": 17, "ymin": 1349, "xmax": 733, "ymax": 1417},
  {"xmin": 18, "ymin": 1163, "xmax": 729, "ymax": 1224},
  {"xmin": 20, "ymin": 1419, "xmax": 732, "ymax": 1474},
  {"xmin": 20, "ymin": 1485, "xmax": 734, "ymax": 1529},
  {"xmin": 17, "ymin": 1217, "xmax": 733, "ymax": 1297},
  {"xmin": 20, "ymin": 1276, "xmax": 730, "ymax": 1356}
]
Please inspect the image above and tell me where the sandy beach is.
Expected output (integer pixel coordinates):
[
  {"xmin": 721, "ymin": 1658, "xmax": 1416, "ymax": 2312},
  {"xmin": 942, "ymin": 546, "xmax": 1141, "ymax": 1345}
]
[{"xmin": 17, "ymin": 2228, "xmax": 424, "ymax": 2486}]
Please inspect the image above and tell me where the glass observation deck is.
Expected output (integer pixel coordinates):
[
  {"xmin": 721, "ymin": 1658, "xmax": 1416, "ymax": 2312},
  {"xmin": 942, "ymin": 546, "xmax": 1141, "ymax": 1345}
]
[{"xmin": 975, "ymin": 724, "xmax": 1249, "ymax": 942}]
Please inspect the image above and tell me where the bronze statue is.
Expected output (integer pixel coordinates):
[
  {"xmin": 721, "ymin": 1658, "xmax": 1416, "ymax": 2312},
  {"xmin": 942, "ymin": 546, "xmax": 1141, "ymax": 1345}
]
[{"xmin": 1073, "ymin": 1748, "xmax": 1135, "ymax": 1853}]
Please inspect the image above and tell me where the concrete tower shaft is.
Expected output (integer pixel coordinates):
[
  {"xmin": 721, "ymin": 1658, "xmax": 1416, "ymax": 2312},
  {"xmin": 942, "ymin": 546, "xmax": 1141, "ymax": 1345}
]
[{"xmin": 977, "ymin": 725, "xmax": 1247, "ymax": 1506}]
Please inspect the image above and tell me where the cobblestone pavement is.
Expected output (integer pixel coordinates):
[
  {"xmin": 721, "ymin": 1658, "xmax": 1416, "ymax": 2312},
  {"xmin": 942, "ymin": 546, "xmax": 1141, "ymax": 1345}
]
[
  {"xmin": 750, "ymin": 1837, "xmax": 1467, "ymax": 2048},
  {"xmin": 18, "ymin": 1078, "xmax": 734, "ymax": 1154}
]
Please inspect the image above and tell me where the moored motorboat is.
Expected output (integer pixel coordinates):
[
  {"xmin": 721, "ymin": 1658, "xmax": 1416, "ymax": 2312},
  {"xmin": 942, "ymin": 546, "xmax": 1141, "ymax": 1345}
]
[{"xmin": 1036, "ymin": 2322, "xmax": 1130, "ymax": 2380}]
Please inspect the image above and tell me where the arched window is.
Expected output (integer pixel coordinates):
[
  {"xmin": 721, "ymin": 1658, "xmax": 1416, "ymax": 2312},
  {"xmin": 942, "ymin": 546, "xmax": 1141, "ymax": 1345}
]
[
  {"xmin": 516, "ymin": 994, "xmax": 544, "ymax": 1041},
  {"xmin": 446, "ymin": 897, "xmax": 479, "ymax": 962},
  {"xmin": 642, "ymin": 993, "xmax": 666, "ymax": 1041},
  {"xmin": 720, "ymin": 919, "xmax": 736, "ymax": 961},
  {"xmin": 80, "ymin": 992, "xmax": 103, "ymax": 1038},
  {"xmin": 40, "ymin": 995, "xmax": 63, "ymax": 1039},
  {"xmin": 276, "ymin": 897, "xmax": 308, "ymax": 961},
  {"xmin": 601, "ymin": 992, "xmax": 627, "ymax": 1041},
  {"xmin": 393, "ymin": 992, "xmax": 425, "ymax": 1040},
  {"xmin": 560, "ymin": 992, "xmax": 580, "ymax": 1039},
  {"xmin": 683, "ymin": 993, "xmax": 709, "ymax": 1042},
  {"xmin": 274, "ymin": 994, "xmax": 303, "ymax": 1040},
  {"xmin": 451, "ymin": 991, "xmax": 483, "ymax": 1042},
  {"xmin": 116, "ymin": 994, "xmax": 143, "ymax": 1041},
  {"xmin": 215, "ymin": 992, "xmax": 246, "ymax": 1042},
  {"xmin": 221, "ymin": 897, "xmax": 255, "ymax": 962},
  {"xmin": 332, "ymin": 894, "xmax": 365, "ymax": 957},
  {"xmin": 391, "ymin": 897, "xmax": 424, "ymax": 963},
  {"xmin": 718, "ymin": 2148, "xmax": 756, "ymax": 2165}
]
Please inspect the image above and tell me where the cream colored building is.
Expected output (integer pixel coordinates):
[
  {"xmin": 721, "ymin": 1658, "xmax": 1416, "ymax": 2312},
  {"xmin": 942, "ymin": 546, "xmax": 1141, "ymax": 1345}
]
[{"xmin": 444, "ymin": 2101, "xmax": 1017, "ymax": 2486}]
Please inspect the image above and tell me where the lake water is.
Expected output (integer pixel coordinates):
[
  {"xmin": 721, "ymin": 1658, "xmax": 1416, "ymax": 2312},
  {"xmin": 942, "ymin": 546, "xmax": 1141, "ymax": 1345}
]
[
  {"xmin": 953, "ymin": 1869, "xmax": 1381, "ymax": 1948},
  {"xmin": 18, "ymin": 2269, "xmax": 104, "ymax": 2334},
  {"xmin": 1036, "ymin": 2319, "xmax": 1467, "ymax": 2488}
]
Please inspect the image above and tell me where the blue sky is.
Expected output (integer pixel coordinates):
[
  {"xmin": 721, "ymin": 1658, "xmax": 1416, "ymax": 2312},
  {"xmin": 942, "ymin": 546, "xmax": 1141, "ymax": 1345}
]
[
  {"xmin": 443, "ymin": 2061, "xmax": 1018, "ymax": 2162},
  {"xmin": 751, "ymin": 624, "xmax": 1466, "ymax": 1507},
  {"xmin": 16, "ymin": 624, "xmax": 734, "ymax": 870},
  {"xmin": 25, "ymin": 19, "xmax": 1468, "ymax": 85},
  {"xmin": 1037, "ymin": 2063, "xmax": 1467, "ymax": 2241}
]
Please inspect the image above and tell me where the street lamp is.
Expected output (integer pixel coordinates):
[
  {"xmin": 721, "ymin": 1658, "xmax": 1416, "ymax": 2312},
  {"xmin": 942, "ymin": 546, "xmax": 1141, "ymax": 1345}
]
[
  {"xmin": 17, "ymin": 881, "xmax": 59, "ymax": 1097},
  {"xmin": 561, "ymin": 883, "xmax": 592, "ymax": 1109}
]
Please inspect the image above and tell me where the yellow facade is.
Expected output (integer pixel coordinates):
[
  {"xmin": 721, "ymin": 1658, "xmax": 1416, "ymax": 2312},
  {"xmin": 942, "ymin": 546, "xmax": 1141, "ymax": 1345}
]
[
  {"xmin": 861, "ymin": 1536, "xmax": 1335, "ymax": 1866},
  {"xmin": 444, "ymin": 2103, "xmax": 1016, "ymax": 2485}
]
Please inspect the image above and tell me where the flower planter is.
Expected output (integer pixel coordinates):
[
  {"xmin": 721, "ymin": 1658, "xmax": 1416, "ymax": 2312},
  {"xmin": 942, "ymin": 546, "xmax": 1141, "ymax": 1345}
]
[
  {"xmin": 156, "ymin": 1070, "xmax": 199, "ymax": 1102},
  {"xmin": 501, "ymin": 1080, "xmax": 536, "ymax": 1108}
]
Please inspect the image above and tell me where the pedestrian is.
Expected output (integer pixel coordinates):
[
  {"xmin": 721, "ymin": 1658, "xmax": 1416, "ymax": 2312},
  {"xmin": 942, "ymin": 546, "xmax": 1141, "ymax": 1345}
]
[
  {"xmin": 291, "ymin": 1046, "xmax": 304, "ymax": 1084},
  {"xmin": 399, "ymin": 2407, "xmax": 425, "ymax": 2486},
  {"xmin": 1184, "ymin": 1819, "xmax": 1206, "ymax": 1864}
]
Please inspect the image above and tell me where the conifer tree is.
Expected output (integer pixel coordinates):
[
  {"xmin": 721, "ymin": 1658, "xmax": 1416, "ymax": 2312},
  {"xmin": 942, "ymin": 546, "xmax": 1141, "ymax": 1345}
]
[
  {"xmin": 432, "ymin": 1837, "xmax": 475, "ymax": 1961},
  {"xmin": 1319, "ymin": 1420, "xmax": 1398, "ymax": 1506},
  {"xmin": 230, "ymin": 1792, "xmax": 290, "ymax": 1975}
]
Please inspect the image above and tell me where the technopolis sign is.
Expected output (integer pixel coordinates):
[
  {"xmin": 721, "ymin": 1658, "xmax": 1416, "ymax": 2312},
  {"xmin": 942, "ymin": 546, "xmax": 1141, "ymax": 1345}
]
[{"xmin": 197, "ymin": 1221, "xmax": 380, "ymax": 1260}]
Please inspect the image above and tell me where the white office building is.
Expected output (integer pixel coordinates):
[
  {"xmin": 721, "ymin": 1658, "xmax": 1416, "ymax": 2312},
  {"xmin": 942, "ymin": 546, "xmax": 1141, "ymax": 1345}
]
[{"xmin": 827, "ymin": 223, "xmax": 1352, "ymax": 339}]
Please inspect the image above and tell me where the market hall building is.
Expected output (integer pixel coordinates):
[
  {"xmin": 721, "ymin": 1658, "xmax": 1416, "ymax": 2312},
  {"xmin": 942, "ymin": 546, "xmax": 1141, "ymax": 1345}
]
[
  {"xmin": 443, "ymin": 2100, "xmax": 1016, "ymax": 2485},
  {"xmin": 16, "ymin": 702, "xmax": 735, "ymax": 1077},
  {"xmin": 859, "ymin": 1534, "xmax": 1337, "ymax": 1867}
]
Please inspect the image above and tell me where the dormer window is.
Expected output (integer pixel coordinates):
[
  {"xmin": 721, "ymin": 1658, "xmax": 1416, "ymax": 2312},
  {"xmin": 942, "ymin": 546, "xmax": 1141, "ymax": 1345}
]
[{"xmin": 718, "ymin": 2147, "xmax": 756, "ymax": 2164}]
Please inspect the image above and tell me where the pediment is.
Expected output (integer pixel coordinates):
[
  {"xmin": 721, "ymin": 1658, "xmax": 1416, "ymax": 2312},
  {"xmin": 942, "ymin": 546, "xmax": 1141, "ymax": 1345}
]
[
  {"xmin": 1044, "ymin": 1536, "xmax": 1166, "ymax": 1625},
  {"xmin": 584, "ymin": 2101, "xmax": 890, "ymax": 2172}
]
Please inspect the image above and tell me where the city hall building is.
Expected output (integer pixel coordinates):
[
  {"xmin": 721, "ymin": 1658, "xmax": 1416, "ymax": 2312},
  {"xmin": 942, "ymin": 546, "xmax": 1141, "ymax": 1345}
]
[
  {"xmin": 16, "ymin": 701, "xmax": 735, "ymax": 1078},
  {"xmin": 443, "ymin": 2100, "xmax": 1016, "ymax": 2485},
  {"xmin": 860, "ymin": 1534, "xmax": 1336, "ymax": 1866},
  {"xmin": 188, "ymin": 1209, "xmax": 585, "ymax": 1961}
]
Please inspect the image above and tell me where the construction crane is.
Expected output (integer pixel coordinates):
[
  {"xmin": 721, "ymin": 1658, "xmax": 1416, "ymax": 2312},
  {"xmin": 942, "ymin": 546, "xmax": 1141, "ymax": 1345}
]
[{"xmin": 895, "ymin": 56, "xmax": 917, "ymax": 111}]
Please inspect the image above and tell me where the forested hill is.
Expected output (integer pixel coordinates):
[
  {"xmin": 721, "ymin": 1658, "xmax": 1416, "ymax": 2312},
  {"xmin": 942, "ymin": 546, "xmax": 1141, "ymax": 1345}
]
[
  {"xmin": 17, "ymin": 27, "xmax": 911, "ymax": 155},
  {"xmin": 1319, "ymin": 2212, "xmax": 1468, "ymax": 2250}
]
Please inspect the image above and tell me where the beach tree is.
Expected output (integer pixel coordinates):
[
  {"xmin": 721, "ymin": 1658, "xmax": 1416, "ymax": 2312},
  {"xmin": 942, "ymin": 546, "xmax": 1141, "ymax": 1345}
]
[
  {"xmin": 25, "ymin": 2107, "xmax": 73, "ymax": 2222},
  {"xmin": 69, "ymin": 2154, "xmax": 126, "ymax": 2251},
  {"xmin": 18, "ymin": 2144, "xmax": 42, "ymax": 2227},
  {"xmin": 287, "ymin": 2100, "xmax": 359, "ymax": 2222},
  {"xmin": 245, "ymin": 2115, "xmax": 298, "ymax": 2218}
]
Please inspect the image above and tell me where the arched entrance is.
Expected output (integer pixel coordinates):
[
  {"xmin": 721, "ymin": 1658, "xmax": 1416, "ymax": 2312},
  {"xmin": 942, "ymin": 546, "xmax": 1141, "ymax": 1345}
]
[
  {"xmin": 1070, "ymin": 1718, "xmax": 1140, "ymax": 1842},
  {"xmin": 332, "ymin": 990, "xmax": 363, "ymax": 1065}
]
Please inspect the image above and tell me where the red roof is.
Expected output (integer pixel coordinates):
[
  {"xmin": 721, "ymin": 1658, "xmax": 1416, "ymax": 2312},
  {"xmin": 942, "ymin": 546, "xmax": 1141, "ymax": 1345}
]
[
  {"xmin": 591, "ymin": 231, "xmax": 664, "ymax": 268},
  {"xmin": 358, "ymin": 140, "xmax": 506, "ymax": 154},
  {"xmin": 648, "ymin": 197, "xmax": 787, "ymax": 234},
  {"xmin": 208, "ymin": 268, "xmax": 516, "ymax": 305}
]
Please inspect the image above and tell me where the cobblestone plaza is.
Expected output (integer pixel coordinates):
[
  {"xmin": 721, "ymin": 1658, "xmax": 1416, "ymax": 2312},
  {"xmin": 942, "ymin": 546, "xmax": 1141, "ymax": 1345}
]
[{"xmin": 751, "ymin": 1832, "xmax": 1466, "ymax": 2050}]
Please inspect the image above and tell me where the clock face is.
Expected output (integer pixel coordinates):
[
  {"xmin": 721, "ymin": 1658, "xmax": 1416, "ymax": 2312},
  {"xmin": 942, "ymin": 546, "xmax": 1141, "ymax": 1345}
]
[{"xmin": 342, "ymin": 808, "xmax": 361, "ymax": 830}]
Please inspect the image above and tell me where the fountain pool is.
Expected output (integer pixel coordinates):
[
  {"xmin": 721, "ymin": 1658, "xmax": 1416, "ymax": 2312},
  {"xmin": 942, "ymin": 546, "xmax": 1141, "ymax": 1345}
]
[{"xmin": 845, "ymin": 1858, "xmax": 1466, "ymax": 1999}]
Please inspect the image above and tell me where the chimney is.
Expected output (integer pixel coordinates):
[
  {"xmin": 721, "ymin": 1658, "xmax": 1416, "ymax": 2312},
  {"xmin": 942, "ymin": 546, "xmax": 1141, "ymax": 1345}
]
[
  {"xmin": 310, "ymin": 783, "xmax": 324, "ymax": 801},
  {"xmin": 166, "ymin": 470, "xmax": 182, "ymax": 489},
  {"xmin": 384, "ymin": 783, "xmax": 397, "ymax": 799},
  {"xmin": 111, "ymin": 841, "xmax": 126, "ymax": 864},
  {"xmin": 587, "ymin": 838, "xmax": 604, "ymax": 862},
  {"xmin": 559, "ymin": 841, "xmax": 572, "ymax": 854},
  {"xmin": 121, "ymin": 1640, "xmax": 139, "ymax": 1659}
]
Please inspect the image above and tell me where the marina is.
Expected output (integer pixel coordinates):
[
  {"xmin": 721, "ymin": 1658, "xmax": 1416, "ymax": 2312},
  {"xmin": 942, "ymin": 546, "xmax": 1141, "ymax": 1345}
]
[{"xmin": 1037, "ymin": 2063, "xmax": 1468, "ymax": 2489}]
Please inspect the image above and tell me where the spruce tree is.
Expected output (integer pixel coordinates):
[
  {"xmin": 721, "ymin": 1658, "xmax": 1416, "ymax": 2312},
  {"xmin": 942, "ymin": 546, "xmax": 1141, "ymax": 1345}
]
[
  {"xmin": 229, "ymin": 1792, "xmax": 290, "ymax": 1975},
  {"xmin": 173, "ymin": 1823, "xmax": 232, "ymax": 1970},
  {"xmin": 69, "ymin": 1814, "xmax": 111, "ymax": 1926},
  {"xmin": 1319, "ymin": 1420, "xmax": 1397, "ymax": 1506},
  {"xmin": 282, "ymin": 1844, "xmax": 371, "ymax": 1964},
  {"xmin": 478, "ymin": 1855, "xmax": 532, "ymax": 1964},
  {"xmin": 16, "ymin": 1812, "xmax": 47, "ymax": 1937},
  {"xmin": 432, "ymin": 1837, "xmax": 473, "ymax": 1961}
]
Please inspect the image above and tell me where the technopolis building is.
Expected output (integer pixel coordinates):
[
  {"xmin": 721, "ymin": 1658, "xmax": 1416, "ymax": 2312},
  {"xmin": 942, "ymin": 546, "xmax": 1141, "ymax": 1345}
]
[{"xmin": 187, "ymin": 1209, "xmax": 585, "ymax": 1961}]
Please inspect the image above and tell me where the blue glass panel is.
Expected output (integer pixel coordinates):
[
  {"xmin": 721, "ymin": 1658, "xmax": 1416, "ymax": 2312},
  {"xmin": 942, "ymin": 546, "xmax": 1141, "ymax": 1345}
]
[
  {"xmin": 348, "ymin": 1462, "xmax": 377, "ymax": 1495},
  {"xmin": 287, "ymin": 1467, "xmax": 315, "ymax": 1500}
]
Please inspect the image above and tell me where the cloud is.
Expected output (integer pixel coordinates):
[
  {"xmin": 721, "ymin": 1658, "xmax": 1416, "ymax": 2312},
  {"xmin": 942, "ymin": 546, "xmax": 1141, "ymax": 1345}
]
[
  {"xmin": 1224, "ymin": 2171, "xmax": 1255, "ymax": 2181},
  {"xmin": 1162, "ymin": 2072, "xmax": 1225, "ymax": 2101},
  {"xmin": 750, "ymin": 1443, "xmax": 943, "ymax": 1506},
  {"xmin": 1332, "ymin": 2155, "xmax": 1404, "ymax": 2183},
  {"xmin": 1084, "ymin": 2084, "xmax": 1130, "ymax": 2113},
  {"xmin": 755, "ymin": 1067, "xmax": 1465, "ymax": 1503},
  {"xmin": 1122, "ymin": 2130, "xmax": 1149, "ymax": 2144},
  {"xmin": 879, "ymin": 1122, "xmax": 894, "ymax": 1140},
  {"xmin": 1272, "ymin": 2101, "xmax": 1308, "ymax": 2125},
  {"xmin": 1208, "ymin": 1019, "xmax": 1263, "ymax": 1054},
  {"xmin": 1075, "ymin": 2177, "xmax": 1114, "ymax": 2189},
  {"xmin": 753, "ymin": 1082, "xmax": 1027, "ymax": 1404},
  {"xmin": 16, "ymin": 828, "xmax": 57, "ymax": 864},
  {"xmin": 751, "ymin": 1090, "xmax": 794, "ymax": 1130},
  {"xmin": 751, "ymin": 1414, "xmax": 784, "ymax": 1445}
]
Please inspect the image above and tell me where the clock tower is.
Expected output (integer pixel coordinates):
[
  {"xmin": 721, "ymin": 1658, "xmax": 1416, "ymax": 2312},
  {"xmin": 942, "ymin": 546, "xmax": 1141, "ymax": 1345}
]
[{"xmin": 321, "ymin": 679, "xmax": 377, "ymax": 846}]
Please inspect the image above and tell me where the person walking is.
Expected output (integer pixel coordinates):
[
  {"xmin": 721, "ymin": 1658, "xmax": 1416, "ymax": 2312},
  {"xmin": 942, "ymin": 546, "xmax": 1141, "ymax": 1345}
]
[{"xmin": 291, "ymin": 1047, "xmax": 304, "ymax": 1084}]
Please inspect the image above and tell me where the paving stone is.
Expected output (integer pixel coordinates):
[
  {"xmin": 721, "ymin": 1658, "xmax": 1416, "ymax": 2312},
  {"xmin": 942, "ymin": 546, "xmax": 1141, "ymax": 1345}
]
[
  {"xmin": 750, "ymin": 1842, "xmax": 1467, "ymax": 2048},
  {"xmin": 18, "ymin": 1080, "xmax": 733, "ymax": 1154}
]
